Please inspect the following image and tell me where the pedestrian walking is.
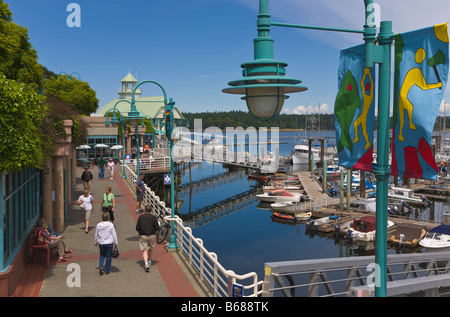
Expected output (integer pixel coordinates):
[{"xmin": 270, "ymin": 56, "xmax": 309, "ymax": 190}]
[
  {"xmin": 34, "ymin": 216, "xmax": 72, "ymax": 262},
  {"xmin": 94, "ymin": 212, "xmax": 118, "ymax": 275},
  {"xmin": 135, "ymin": 205, "xmax": 160, "ymax": 272},
  {"xmin": 135, "ymin": 173, "xmax": 145, "ymax": 213},
  {"xmin": 101, "ymin": 186, "xmax": 116, "ymax": 223},
  {"xmin": 77, "ymin": 188, "xmax": 94, "ymax": 234},
  {"xmin": 81, "ymin": 167, "xmax": 93, "ymax": 191},
  {"xmin": 98, "ymin": 157, "xmax": 106, "ymax": 179},
  {"xmin": 107, "ymin": 158, "xmax": 115, "ymax": 180}
]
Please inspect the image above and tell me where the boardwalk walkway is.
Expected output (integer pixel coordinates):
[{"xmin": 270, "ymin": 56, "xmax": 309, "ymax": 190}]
[{"xmin": 10, "ymin": 166, "xmax": 210, "ymax": 297}]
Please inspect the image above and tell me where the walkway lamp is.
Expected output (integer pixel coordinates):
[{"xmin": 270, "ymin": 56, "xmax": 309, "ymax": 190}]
[
  {"xmin": 222, "ymin": 1, "xmax": 307, "ymax": 121},
  {"xmin": 132, "ymin": 81, "xmax": 178, "ymax": 250},
  {"xmin": 225, "ymin": 0, "xmax": 391, "ymax": 297},
  {"xmin": 105, "ymin": 99, "xmax": 132, "ymax": 178}
]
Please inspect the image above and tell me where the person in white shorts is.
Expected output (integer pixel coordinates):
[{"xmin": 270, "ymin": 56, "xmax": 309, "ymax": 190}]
[{"xmin": 77, "ymin": 188, "xmax": 94, "ymax": 234}]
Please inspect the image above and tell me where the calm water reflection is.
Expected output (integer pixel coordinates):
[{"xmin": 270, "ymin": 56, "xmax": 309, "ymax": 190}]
[{"xmin": 175, "ymin": 131, "xmax": 448, "ymax": 277}]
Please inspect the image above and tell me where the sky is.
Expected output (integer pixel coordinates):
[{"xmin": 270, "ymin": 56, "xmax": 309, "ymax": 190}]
[{"xmin": 7, "ymin": 0, "xmax": 450, "ymax": 117}]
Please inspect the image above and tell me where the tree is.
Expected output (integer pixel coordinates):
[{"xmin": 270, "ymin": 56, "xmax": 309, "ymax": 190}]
[
  {"xmin": 0, "ymin": 74, "xmax": 50, "ymax": 172},
  {"xmin": 0, "ymin": 0, "xmax": 43, "ymax": 89},
  {"xmin": 44, "ymin": 75, "xmax": 99, "ymax": 115}
]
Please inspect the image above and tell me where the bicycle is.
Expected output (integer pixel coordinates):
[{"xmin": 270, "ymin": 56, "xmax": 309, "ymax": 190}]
[{"xmin": 156, "ymin": 214, "xmax": 171, "ymax": 244}]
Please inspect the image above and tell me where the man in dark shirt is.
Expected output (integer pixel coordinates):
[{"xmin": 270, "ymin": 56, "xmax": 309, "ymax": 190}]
[
  {"xmin": 81, "ymin": 167, "xmax": 93, "ymax": 191},
  {"xmin": 135, "ymin": 173, "xmax": 145, "ymax": 213},
  {"xmin": 136, "ymin": 206, "xmax": 160, "ymax": 272}
]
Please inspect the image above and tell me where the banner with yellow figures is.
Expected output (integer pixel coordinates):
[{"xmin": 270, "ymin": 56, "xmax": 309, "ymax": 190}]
[
  {"xmin": 334, "ymin": 44, "xmax": 375, "ymax": 171},
  {"xmin": 391, "ymin": 24, "xmax": 449, "ymax": 180}
]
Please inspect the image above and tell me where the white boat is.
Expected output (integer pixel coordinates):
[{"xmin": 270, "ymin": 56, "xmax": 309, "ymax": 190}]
[
  {"xmin": 388, "ymin": 187, "xmax": 427, "ymax": 204},
  {"xmin": 291, "ymin": 144, "xmax": 320, "ymax": 165},
  {"xmin": 262, "ymin": 184, "xmax": 303, "ymax": 194},
  {"xmin": 306, "ymin": 215, "xmax": 340, "ymax": 230},
  {"xmin": 270, "ymin": 201, "xmax": 294, "ymax": 209},
  {"xmin": 343, "ymin": 216, "xmax": 395, "ymax": 242},
  {"xmin": 349, "ymin": 198, "xmax": 376, "ymax": 213},
  {"xmin": 295, "ymin": 212, "xmax": 312, "ymax": 221},
  {"xmin": 256, "ymin": 189, "xmax": 301, "ymax": 203},
  {"xmin": 419, "ymin": 225, "xmax": 450, "ymax": 252},
  {"xmin": 325, "ymin": 164, "xmax": 340, "ymax": 176}
]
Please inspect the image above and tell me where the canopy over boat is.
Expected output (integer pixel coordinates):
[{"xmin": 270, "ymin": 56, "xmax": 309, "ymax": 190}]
[
  {"xmin": 352, "ymin": 216, "xmax": 376, "ymax": 233},
  {"xmin": 430, "ymin": 225, "xmax": 450, "ymax": 235}
]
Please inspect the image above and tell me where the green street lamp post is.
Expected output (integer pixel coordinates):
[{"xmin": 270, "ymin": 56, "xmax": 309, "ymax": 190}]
[
  {"xmin": 224, "ymin": 0, "xmax": 392, "ymax": 297},
  {"xmin": 131, "ymin": 81, "xmax": 178, "ymax": 250},
  {"xmin": 104, "ymin": 99, "xmax": 132, "ymax": 179}
]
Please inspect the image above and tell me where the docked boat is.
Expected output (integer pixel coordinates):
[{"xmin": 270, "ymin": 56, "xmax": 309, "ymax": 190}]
[
  {"xmin": 263, "ymin": 184, "xmax": 304, "ymax": 194},
  {"xmin": 271, "ymin": 211, "xmax": 296, "ymax": 222},
  {"xmin": 325, "ymin": 164, "xmax": 340, "ymax": 176},
  {"xmin": 306, "ymin": 215, "xmax": 340, "ymax": 231},
  {"xmin": 256, "ymin": 189, "xmax": 301, "ymax": 203},
  {"xmin": 295, "ymin": 211, "xmax": 312, "ymax": 221},
  {"xmin": 291, "ymin": 144, "xmax": 320, "ymax": 165},
  {"xmin": 349, "ymin": 198, "xmax": 376, "ymax": 213},
  {"xmin": 342, "ymin": 216, "xmax": 395, "ymax": 242},
  {"xmin": 271, "ymin": 210, "xmax": 312, "ymax": 222},
  {"xmin": 247, "ymin": 170, "xmax": 270, "ymax": 182},
  {"xmin": 388, "ymin": 223, "xmax": 426, "ymax": 247},
  {"xmin": 270, "ymin": 201, "xmax": 294, "ymax": 209},
  {"xmin": 388, "ymin": 187, "xmax": 428, "ymax": 205},
  {"xmin": 419, "ymin": 225, "xmax": 450, "ymax": 252}
]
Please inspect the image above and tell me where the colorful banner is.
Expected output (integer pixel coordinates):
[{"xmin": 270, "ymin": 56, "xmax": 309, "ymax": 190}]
[
  {"xmin": 391, "ymin": 24, "xmax": 449, "ymax": 180},
  {"xmin": 334, "ymin": 44, "xmax": 375, "ymax": 171}
]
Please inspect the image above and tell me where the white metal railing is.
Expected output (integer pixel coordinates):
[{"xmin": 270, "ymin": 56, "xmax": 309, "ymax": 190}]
[
  {"xmin": 122, "ymin": 163, "xmax": 263, "ymax": 297},
  {"xmin": 172, "ymin": 215, "xmax": 263, "ymax": 297},
  {"xmin": 124, "ymin": 157, "xmax": 170, "ymax": 172}
]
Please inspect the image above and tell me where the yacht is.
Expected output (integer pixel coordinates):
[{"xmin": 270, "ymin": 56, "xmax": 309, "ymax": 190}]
[{"xmin": 291, "ymin": 144, "xmax": 320, "ymax": 165}]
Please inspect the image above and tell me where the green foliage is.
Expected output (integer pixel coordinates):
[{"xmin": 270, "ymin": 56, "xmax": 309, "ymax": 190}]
[
  {"xmin": 0, "ymin": 0, "xmax": 42, "ymax": 89},
  {"xmin": 0, "ymin": 1, "xmax": 91, "ymax": 172},
  {"xmin": 44, "ymin": 75, "xmax": 99, "ymax": 115},
  {"xmin": 0, "ymin": 74, "xmax": 50, "ymax": 172}
]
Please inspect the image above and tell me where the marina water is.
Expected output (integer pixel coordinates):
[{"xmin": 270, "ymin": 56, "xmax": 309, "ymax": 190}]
[{"xmin": 175, "ymin": 131, "xmax": 449, "ymax": 278}]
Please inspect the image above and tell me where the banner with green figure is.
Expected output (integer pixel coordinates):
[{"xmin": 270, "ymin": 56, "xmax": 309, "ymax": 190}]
[
  {"xmin": 334, "ymin": 44, "xmax": 375, "ymax": 171},
  {"xmin": 391, "ymin": 24, "xmax": 449, "ymax": 181}
]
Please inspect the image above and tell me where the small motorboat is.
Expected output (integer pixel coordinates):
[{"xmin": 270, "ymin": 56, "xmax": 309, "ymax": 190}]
[
  {"xmin": 248, "ymin": 174, "xmax": 269, "ymax": 182},
  {"xmin": 256, "ymin": 189, "xmax": 301, "ymax": 203},
  {"xmin": 349, "ymin": 198, "xmax": 376, "ymax": 213},
  {"xmin": 388, "ymin": 223, "xmax": 426, "ymax": 247},
  {"xmin": 295, "ymin": 212, "xmax": 312, "ymax": 221},
  {"xmin": 306, "ymin": 215, "xmax": 340, "ymax": 231},
  {"xmin": 270, "ymin": 201, "xmax": 294, "ymax": 209},
  {"xmin": 263, "ymin": 184, "xmax": 303, "ymax": 194},
  {"xmin": 419, "ymin": 225, "xmax": 450, "ymax": 252},
  {"xmin": 343, "ymin": 216, "xmax": 395, "ymax": 242},
  {"xmin": 271, "ymin": 211, "xmax": 296, "ymax": 222},
  {"xmin": 388, "ymin": 187, "xmax": 429, "ymax": 205},
  {"xmin": 271, "ymin": 210, "xmax": 312, "ymax": 222}
]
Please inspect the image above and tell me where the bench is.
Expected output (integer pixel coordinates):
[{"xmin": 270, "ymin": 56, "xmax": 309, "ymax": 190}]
[{"xmin": 31, "ymin": 244, "xmax": 50, "ymax": 269}]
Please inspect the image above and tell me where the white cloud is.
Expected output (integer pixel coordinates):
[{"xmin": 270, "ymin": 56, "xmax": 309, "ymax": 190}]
[{"xmin": 282, "ymin": 102, "xmax": 332, "ymax": 115}]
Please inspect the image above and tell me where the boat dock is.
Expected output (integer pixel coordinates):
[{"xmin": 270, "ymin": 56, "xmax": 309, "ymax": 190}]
[{"xmin": 290, "ymin": 171, "xmax": 441, "ymax": 232}]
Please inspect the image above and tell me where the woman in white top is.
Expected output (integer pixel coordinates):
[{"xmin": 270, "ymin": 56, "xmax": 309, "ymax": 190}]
[
  {"xmin": 94, "ymin": 212, "xmax": 118, "ymax": 275},
  {"xmin": 77, "ymin": 188, "xmax": 94, "ymax": 234},
  {"xmin": 107, "ymin": 159, "xmax": 115, "ymax": 180}
]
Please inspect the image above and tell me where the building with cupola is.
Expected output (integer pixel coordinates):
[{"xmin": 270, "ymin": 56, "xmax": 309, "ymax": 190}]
[{"xmin": 80, "ymin": 72, "xmax": 185, "ymax": 160}]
